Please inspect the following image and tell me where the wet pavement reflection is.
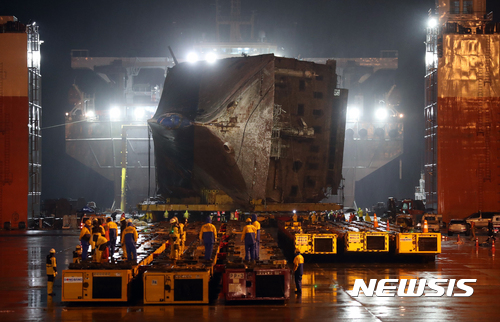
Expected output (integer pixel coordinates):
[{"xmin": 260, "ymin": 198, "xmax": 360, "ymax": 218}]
[{"xmin": 1, "ymin": 230, "xmax": 500, "ymax": 321}]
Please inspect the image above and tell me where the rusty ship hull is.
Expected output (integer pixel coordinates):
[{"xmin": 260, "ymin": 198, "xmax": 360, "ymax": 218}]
[{"xmin": 151, "ymin": 54, "xmax": 348, "ymax": 209}]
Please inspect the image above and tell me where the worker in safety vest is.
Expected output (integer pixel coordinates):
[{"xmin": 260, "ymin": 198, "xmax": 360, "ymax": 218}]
[
  {"xmin": 310, "ymin": 212, "xmax": 317, "ymax": 224},
  {"xmin": 241, "ymin": 218, "xmax": 258, "ymax": 261},
  {"xmin": 251, "ymin": 214, "xmax": 261, "ymax": 260},
  {"xmin": 46, "ymin": 248, "xmax": 57, "ymax": 296},
  {"xmin": 358, "ymin": 208, "xmax": 363, "ymax": 220},
  {"xmin": 120, "ymin": 216, "xmax": 128, "ymax": 259},
  {"xmin": 106, "ymin": 217, "xmax": 118, "ymax": 262},
  {"xmin": 199, "ymin": 216, "xmax": 217, "ymax": 260},
  {"xmin": 79, "ymin": 219, "xmax": 91, "ymax": 261},
  {"xmin": 122, "ymin": 219, "xmax": 138, "ymax": 262},
  {"xmin": 169, "ymin": 217, "xmax": 181, "ymax": 261},
  {"xmin": 91, "ymin": 219, "xmax": 105, "ymax": 255},
  {"xmin": 101, "ymin": 218, "xmax": 109, "ymax": 261},
  {"xmin": 72, "ymin": 245, "xmax": 82, "ymax": 264},
  {"xmin": 92, "ymin": 227, "xmax": 108, "ymax": 263},
  {"xmin": 293, "ymin": 248, "xmax": 304, "ymax": 294},
  {"xmin": 292, "ymin": 211, "xmax": 298, "ymax": 222},
  {"xmin": 179, "ymin": 218, "xmax": 187, "ymax": 254}
]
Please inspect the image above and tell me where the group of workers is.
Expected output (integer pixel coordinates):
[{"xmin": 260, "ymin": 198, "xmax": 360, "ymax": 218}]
[
  {"xmin": 77, "ymin": 214, "xmax": 138, "ymax": 263},
  {"xmin": 48, "ymin": 212, "xmax": 304, "ymax": 296},
  {"xmin": 197, "ymin": 214, "xmax": 261, "ymax": 262}
]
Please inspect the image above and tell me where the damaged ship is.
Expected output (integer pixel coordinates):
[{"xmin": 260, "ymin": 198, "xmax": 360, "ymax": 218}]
[{"xmin": 149, "ymin": 54, "xmax": 348, "ymax": 210}]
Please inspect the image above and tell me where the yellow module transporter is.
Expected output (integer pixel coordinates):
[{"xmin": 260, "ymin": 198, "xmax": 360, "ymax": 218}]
[{"xmin": 142, "ymin": 221, "xmax": 223, "ymax": 304}]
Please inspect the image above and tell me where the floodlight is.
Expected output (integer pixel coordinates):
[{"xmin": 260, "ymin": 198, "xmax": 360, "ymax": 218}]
[
  {"xmin": 375, "ymin": 108, "xmax": 388, "ymax": 120},
  {"xmin": 110, "ymin": 107, "xmax": 121, "ymax": 120},
  {"xmin": 186, "ymin": 52, "xmax": 198, "ymax": 63},
  {"xmin": 205, "ymin": 52, "xmax": 217, "ymax": 64},
  {"xmin": 428, "ymin": 18, "xmax": 437, "ymax": 28}
]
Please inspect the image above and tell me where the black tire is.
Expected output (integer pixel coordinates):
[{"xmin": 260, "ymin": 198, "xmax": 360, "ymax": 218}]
[
  {"xmin": 448, "ymin": 231, "xmax": 453, "ymax": 236},
  {"xmin": 465, "ymin": 231, "xmax": 470, "ymax": 236}
]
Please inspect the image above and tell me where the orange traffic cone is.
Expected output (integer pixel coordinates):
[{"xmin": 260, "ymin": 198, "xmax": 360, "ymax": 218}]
[
  {"xmin": 476, "ymin": 237, "xmax": 479, "ymax": 248},
  {"xmin": 492, "ymin": 239, "xmax": 496, "ymax": 252},
  {"xmin": 423, "ymin": 220, "xmax": 429, "ymax": 233},
  {"xmin": 457, "ymin": 234, "xmax": 460, "ymax": 243},
  {"xmin": 386, "ymin": 220, "xmax": 390, "ymax": 231},
  {"xmin": 373, "ymin": 214, "xmax": 378, "ymax": 228}
]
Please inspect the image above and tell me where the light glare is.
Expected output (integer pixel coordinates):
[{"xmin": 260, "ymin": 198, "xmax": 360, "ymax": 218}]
[
  {"xmin": 375, "ymin": 108, "xmax": 388, "ymax": 120},
  {"xmin": 205, "ymin": 52, "xmax": 217, "ymax": 64},
  {"xmin": 134, "ymin": 107, "xmax": 145, "ymax": 120},
  {"xmin": 187, "ymin": 52, "xmax": 198, "ymax": 63},
  {"xmin": 110, "ymin": 107, "xmax": 121, "ymax": 120},
  {"xmin": 428, "ymin": 18, "xmax": 437, "ymax": 28},
  {"xmin": 347, "ymin": 107, "xmax": 361, "ymax": 121}
]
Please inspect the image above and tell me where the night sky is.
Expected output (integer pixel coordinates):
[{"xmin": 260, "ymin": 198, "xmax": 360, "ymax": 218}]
[{"xmin": 2, "ymin": 0, "xmax": 500, "ymax": 210}]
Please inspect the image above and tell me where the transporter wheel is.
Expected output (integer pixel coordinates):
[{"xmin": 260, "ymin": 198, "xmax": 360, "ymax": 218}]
[{"xmin": 448, "ymin": 231, "xmax": 453, "ymax": 236}]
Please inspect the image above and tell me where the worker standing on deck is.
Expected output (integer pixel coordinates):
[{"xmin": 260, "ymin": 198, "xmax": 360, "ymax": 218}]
[
  {"xmin": 120, "ymin": 216, "xmax": 128, "ymax": 260},
  {"xmin": 169, "ymin": 217, "xmax": 181, "ymax": 261},
  {"xmin": 357, "ymin": 208, "xmax": 363, "ymax": 220},
  {"xmin": 251, "ymin": 214, "xmax": 261, "ymax": 260},
  {"xmin": 310, "ymin": 212, "xmax": 317, "ymax": 224},
  {"xmin": 122, "ymin": 219, "xmax": 138, "ymax": 262},
  {"xmin": 365, "ymin": 212, "xmax": 372, "ymax": 222},
  {"xmin": 242, "ymin": 218, "xmax": 257, "ymax": 262},
  {"xmin": 487, "ymin": 220, "xmax": 496, "ymax": 243},
  {"xmin": 292, "ymin": 210, "xmax": 297, "ymax": 222},
  {"xmin": 179, "ymin": 218, "xmax": 187, "ymax": 254},
  {"xmin": 199, "ymin": 216, "xmax": 217, "ymax": 260},
  {"xmin": 293, "ymin": 248, "xmax": 304, "ymax": 294},
  {"xmin": 91, "ymin": 219, "xmax": 105, "ymax": 256},
  {"xmin": 107, "ymin": 218, "xmax": 118, "ymax": 262},
  {"xmin": 101, "ymin": 218, "xmax": 109, "ymax": 261},
  {"xmin": 46, "ymin": 248, "xmax": 57, "ymax": 296},
  {"xmin": 79, "ymin": 220, "xmax": 91, "ymax": 261},
  {"xmin": 72, "ymin": 245, "xmax": 82, "ymax": 264},
  {"xmin": 92, "ymin": 227, "xmax": 108, "ymax": 263}
]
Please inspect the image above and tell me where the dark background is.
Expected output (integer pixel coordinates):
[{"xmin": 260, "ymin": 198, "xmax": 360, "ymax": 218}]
[{"xmin": 2, "ymin": 0, "xmax": 500, "ymax": 209}]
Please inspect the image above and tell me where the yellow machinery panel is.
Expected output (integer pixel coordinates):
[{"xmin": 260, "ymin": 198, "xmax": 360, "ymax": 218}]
[
  {"xmin": 344, "ymin": 232, "xmax": 389, "ymax": 252},
  {"xmin": 345, "ymin": 232, "xmax": 364, "ymax": 252},
  {"xmin": 143, "ymin": 270, "xmax": 211, "ymax": 304},
  {"xmin": 294, "ymin": 234, "xmax": 310, "ymax": 254},
  {"xmin": 62, "ymin": 269, "xmax": 132, "ymax": 302},
  {"xmin": 396, "ymin": 233, "xmax": 441, "ymax": 254},
  {"xmin": 294, "ymin": 233, "xmax": 337, "ymax": 254}
]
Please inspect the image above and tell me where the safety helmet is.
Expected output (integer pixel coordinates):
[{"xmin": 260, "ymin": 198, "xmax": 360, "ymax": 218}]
[
  {"xmin": 50, "ymin": 248, "xmax": 56, "ymax": 253},
  {"xmin": 170, "ymin": 217, "xmax": 178, "ymax": 224},
  {"xmin": 85, "ymin": 220, "xmax": 91, "ymax": 225},
  {"xmin": 127, "ymin": 218, "xmax": 133, "ymax": 223},
  {"xmin": 76, "ymin": 245, "xmax": 81, "ymax": 249},
  {"xmin": 246, "ymin": 218, "xmax": 252, "ymax": 223}
]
